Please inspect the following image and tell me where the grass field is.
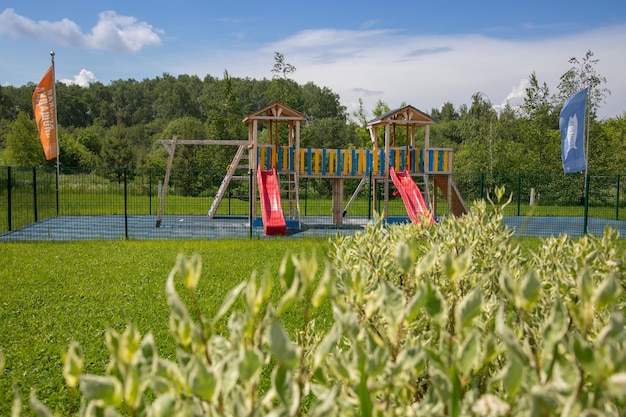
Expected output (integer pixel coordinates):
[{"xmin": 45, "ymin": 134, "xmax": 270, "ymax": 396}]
[
  {"xmin": 0, "ymin": 228, "xmax": 624, "ymax": 414},
  {"xmin": 0, "ymin": 238, "xmax": 331, "ymax": 414}
]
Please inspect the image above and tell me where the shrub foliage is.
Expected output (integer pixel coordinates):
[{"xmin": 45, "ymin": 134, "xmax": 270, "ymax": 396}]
[{"xmin": 11, "ymin": 190, "xmax": 626, "ymax": 416}]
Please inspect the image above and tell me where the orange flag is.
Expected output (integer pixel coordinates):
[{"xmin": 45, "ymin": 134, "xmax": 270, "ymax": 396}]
[{"xmin": 32, "ymin": 65, "xmax": 58, "ymax": 160}]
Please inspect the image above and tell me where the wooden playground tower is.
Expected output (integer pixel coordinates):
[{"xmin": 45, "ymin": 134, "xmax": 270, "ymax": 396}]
[{"xmin": 155, "ymin": 101, "xmax": 467, "ymax": 232}]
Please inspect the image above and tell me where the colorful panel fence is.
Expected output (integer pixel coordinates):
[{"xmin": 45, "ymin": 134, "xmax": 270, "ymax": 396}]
[{"xmin": 257, "ymin": 146, "xmax": 452, "ymax": 176}]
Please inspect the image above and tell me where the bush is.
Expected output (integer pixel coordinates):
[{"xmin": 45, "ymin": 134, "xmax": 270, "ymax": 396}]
[{"xmin": 12, "ymin": 189, "xmax": 626, "ymax": 416}]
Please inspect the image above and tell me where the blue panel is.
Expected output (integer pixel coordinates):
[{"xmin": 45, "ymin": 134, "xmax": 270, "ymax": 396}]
[
  {"xmin": 307, "ymin": 148, "xmax": 312, "ymax": 175},
  {"xmin": 428, "ymin": 150, "xmax": 434, "ymax": 172}
]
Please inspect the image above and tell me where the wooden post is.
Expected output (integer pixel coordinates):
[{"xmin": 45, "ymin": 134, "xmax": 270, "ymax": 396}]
[
  {"xmin": 332, "ymin": 178, "xmax": 344, "ymax": 226},
  {"xmin": 156, "ymin": 135, "xmax": 177, "ymax": 227},
  {"xmin": 384, "ymin": 124, "xmax": 390, "ymax": 220},
  {"xmin": 250, "ymin": 120, "xmax": 258, "ymax": 220}
]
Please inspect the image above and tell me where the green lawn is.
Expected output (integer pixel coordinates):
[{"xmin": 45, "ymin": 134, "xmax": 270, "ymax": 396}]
[
  {"xmin": 1, "ymin": 234, "xmax": 625, "ymax": 414},
  {"xmin": 0, "ymin": 238, "xmax": 330, "ymax": 415}
]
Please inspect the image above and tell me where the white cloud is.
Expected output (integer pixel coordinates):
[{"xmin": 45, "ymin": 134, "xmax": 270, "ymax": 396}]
[
  {"xmin": 0, "ymin": 8, "xmax": 162, "ymax": 52},
  {"xmin": 175, "ymin": 24, "xmax": 625, "ymax": 119},
  {"xmin": 60, "ymin": 69, "xmax": 97, "ymax": 87}
]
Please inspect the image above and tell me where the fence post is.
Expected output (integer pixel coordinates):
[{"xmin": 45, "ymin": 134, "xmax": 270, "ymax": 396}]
[
  {"xmin": 479, "ymin": 173, "xmax": 484, "ymax": 200},
  {"xmin": 33, "ymin": 167, "xmax": 38, "ymax": 223},
  {"xmin": 368, "ymin": 170, "xmax": 372, "ymax": 220},
  {"xmin": 583, "ymin": 174, "xmax": 589, "ymax": 235},
  {"xmin": 248, "ymin": 169, "xmax": 253, "ymax": 238},
  {"xmin": 7, "ymin": 167, "xmax": 11, "ymax": 231},
  {"xmin": 149, "ymin": 168, "xmax": 153, "ymax": 216},
  {"xmin": 55, "ymin": 167, "xmax": 59, "ymax": 215},
  {"xmin": 124, "ymin": 168, "xmax": 129, "ymax": 240},
  {"xmin": 615, "ymin": 174, "xmax": 620, "ymax": 220},
  {"xmin": 517, "ymin": 173, "xmax": 521, "ymax": 216}
]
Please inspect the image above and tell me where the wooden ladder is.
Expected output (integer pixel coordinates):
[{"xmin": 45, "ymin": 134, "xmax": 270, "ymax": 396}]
[{"xmin": 207, "ymin": 144, "xmax": 248, "ymax": 218}]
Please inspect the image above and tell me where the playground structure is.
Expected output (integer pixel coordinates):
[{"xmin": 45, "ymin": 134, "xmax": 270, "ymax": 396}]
[{"xmin": 155, "ymin": 101, "xmax": 467, "ymax": 235}]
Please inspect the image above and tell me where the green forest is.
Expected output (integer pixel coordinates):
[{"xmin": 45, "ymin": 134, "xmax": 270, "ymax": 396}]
[{"xmin": 1, "ymin": 51, "xmax": 624, "ymax": 178}]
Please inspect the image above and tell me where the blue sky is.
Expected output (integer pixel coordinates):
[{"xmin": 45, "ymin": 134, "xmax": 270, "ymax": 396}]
[{"xmin": 1, "ymin": 0, "xmax": 625, "ymax": 119}]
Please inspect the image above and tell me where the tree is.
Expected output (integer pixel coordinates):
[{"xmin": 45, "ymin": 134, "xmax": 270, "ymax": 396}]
[
  {"xmin": 556, "ymin": 50, "xmax": 610, "ymax": 119},
  {"xmin": 4, "ymin": 111, "xmax": 45, "ymax": 166},
  {"xmin": 519, "ymin": 72, "xmax": 560, "ymax": 173},
  {"xmin": 266, "ymin": 52, "xmax": 302, "ymax": 109},
  {"xmin": 101, "ymin": 124, "xmax": 137, "ymax": 182},
  {"xmin": 271, "ymin": 52, "xmax": 296, "ymax": 80},
  {"xmin": 301, "ymin": 117, "xmax": 360, "ymax": 149}
]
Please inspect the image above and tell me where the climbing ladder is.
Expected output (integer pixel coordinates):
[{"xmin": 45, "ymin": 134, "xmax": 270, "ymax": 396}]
[
  {"xmin": 280, "ymin": 171, "xmax": 301, "ymax": 223},
  {"xmin": 207, "ymin": 144, "xmax": 248, "ymax": 218},
  {"xmin": 413, "ymin": 173, "xmax": 433, "ymax": 212}
]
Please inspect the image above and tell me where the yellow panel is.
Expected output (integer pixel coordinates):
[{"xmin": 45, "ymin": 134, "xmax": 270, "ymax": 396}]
[
  {"xmin": 259, "ymin": 147, "xmax": 266, "ymax": 168},
  {"xmin": 443, "ymin": 150, "xmax": 449, "ymax": 171},
  {"xmin": 373, "ymin": 150, "xmax": 379, "ymax": 173},
  {"xmin": 314, "ymin": 149, "xmax": 321, "ymax": 174},
  {"xmin": 344, "ymin": 150, "xmax": 351, "ymax": 175},
  {"xmin": 358, "ymin": 150, "xmax": 366, "ymax": 174}
]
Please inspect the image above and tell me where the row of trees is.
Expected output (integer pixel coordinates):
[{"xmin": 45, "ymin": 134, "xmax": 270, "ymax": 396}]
[{"xmin": 0, "ymin": 51, "xmax": 624, "ymax": 181}]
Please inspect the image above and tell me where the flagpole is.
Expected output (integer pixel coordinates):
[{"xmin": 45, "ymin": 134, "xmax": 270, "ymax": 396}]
[
  {"xmin": 51, "ymin": 50, "xmax": 60, "ymax": 215},
  {"xmin": 583, "ymin": 83, "xmax": 591, "ymax": 234}
]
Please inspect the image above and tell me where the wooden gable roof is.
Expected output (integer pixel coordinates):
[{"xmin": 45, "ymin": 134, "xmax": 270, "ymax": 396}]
[
  {"xmin": 243, "ymin": 101, "xmax": 306, "ymax": 123},
  {"xmin": 367, "ymin": 105, "xmax": 436, "ymax": 128}
]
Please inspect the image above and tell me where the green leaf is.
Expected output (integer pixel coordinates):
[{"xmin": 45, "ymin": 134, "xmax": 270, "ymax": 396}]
[
  {"xmin": 268, "ymin": 320, "xmax": 298, "ymax": 369},
  {"xmin": 577, "ymin": 268, "xmax": 594, "ymax": 304},
  {"xmin": 414, "ymin": 245, "xmax": 438, "ymax": 277},
  {"xmin": 279, "ymin": 253, "xmax": 297, "ymax": 290},
  {"xmin": 495, "ymin": 307, "xmax": 530, "ymax": 365},
  {"xmin": 597, "ymin": 312, "xmax": 625, "ymax": 346},
  {"xmin": 498, "ymin": 267, "xmax": 516, "ymax": 300},
  {"xmin": 79, "ymin": 374, "xmax": 123, "ymax": 407},
  {"xmin": 395, "ymin": 241, "xmax": 413, "ymax": 273},
  {"xmin": 0, "ymin": 349, "xmax": 5, "ymax": 373},
  {"xmin": 188, "ymin": 358, "xmax": 217, "ymax": 402},
  {"xmin": 594, "ymin": 273, "xmax": 621, "ymax": 309},
  {"xmin": 443, "ymin": 250, "xmax": 472, "ymax": 281},
  {"xmin": 607, "ymin": 372, "xmax": 626, "ymax": 401},
  {"xmin": 211, "ymin": 281, "xmax": 246, "ymax": 325},
  {"xmin": 541, "ymin": 300, "xmax": 568, "ymax": 367},
  {"xmin": 276, "ymin": 276, "xmax": 300, "ymax": 317},
  {"xmin": 519, "ymin": 269, "xmax": 541, "ymax": 311},
  {"xmin": 165, "ymin": 273, "xmax": 191, "ymax": 322},
  {"xmin": 457, "ymin": 333, "xmax": 478, "ymax": 375},
  {"xmin": 151, "ymin": 393, "xmax": 178, "ymax": 417},
  {"xmin": 405, "ymin": 286, "xmax": 427, "ymax": 323},
  {"xmin": 62, "ymin": 341, "xmax": 84, "ymax": 389},
  {"xmin": 379, "ymin": 281, "xmax": 404, "ymax": 339},
  {"xmin": 273, "ymin": 365, "xmax": 299, "ymax": 414},
  {"xmin": 177, "ymin": 253, "xmax": 201, "ymax": 292},
  {"xmin": 312, "ymin": 263, "xmax": 333, "ymax": 310},
  {"xmin": 455, "ymin": 287, "xmax": 482, "ymax": 330},
  {"xmin": 425, "ymin": 281, "xmax": 448, "ymax": 326},
  {"xmin": 356, "ymin": 370, "xmax": 373, "ymax": 417},
  {"xmin": 503, "ymin": 357, "xmax": 524, "ymax": 401},
  {"xmin": 430, "ymin": 367, "xmax": 453, "ymax": 402},
  {"xmin": 572, "ymin": 335, "xmax": 595, "ymax": 374},
  {"xmin": 28, "ymin": 390, "xmax": 54, "ymax": 417},
  {"xmin": 239, "ymin": 348, "xmax": 262, "ymax": 381}
]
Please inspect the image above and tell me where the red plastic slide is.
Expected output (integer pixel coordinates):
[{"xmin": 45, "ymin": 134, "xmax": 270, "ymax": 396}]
[
  {"xmin": 389, "ymin": 167, "xmax": 434, "ymax": 225},
  {"xmin": 257, "ymin": 167, "xmax": 287, "ymax": 236}
]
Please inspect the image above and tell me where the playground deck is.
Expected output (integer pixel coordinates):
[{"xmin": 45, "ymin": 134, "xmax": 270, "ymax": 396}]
[{"xmin": 2, "ymin": 214, "xmax": 625, "ymax": 242}]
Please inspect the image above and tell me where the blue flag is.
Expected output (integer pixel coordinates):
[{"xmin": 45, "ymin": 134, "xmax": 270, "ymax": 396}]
[{"xmin": 560, "ymin": 88, "xmax": 588, "ymax": 174}]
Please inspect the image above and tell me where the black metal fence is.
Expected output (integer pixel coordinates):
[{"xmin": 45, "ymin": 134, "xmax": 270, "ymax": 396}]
[{"xmin": 2, "ymin": 166, "xmax": 626, "ymax": 241}]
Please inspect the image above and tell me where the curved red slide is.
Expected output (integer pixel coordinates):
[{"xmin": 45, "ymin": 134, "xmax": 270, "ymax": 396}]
[
  {"xmin": 389, "ymin": 167, "xmax": 434, "ymax": 225},
  {"xmin": 257, "ymin": 167, "xmax": 287, "ymax": 236}
]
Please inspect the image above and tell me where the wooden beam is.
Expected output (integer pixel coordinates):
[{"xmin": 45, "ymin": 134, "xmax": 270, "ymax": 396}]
[{"xmin": 156, "ymin": 139, "xmax": 248, "ymax": 146}]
